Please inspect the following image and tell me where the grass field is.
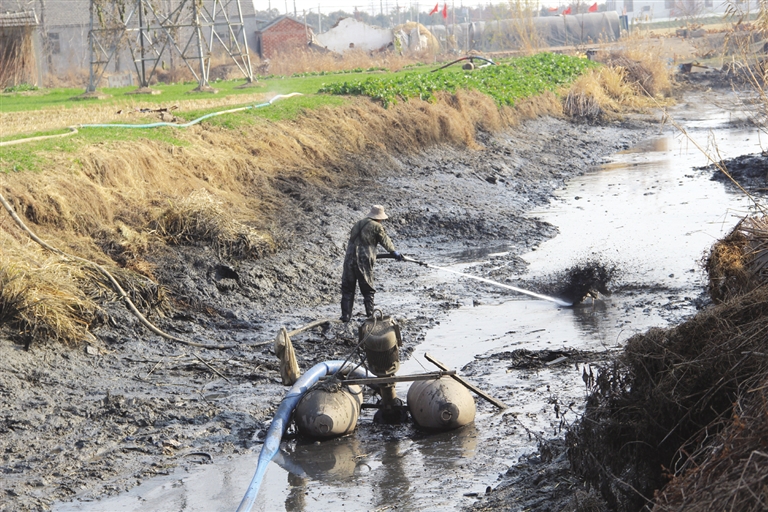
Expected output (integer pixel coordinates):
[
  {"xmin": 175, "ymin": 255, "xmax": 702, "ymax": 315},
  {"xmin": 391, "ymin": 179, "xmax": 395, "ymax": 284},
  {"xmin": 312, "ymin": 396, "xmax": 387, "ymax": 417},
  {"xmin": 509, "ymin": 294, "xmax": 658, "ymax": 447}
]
[{"xmin": 1, "ymin": 53, "xmax": 597, "ymax": 171}]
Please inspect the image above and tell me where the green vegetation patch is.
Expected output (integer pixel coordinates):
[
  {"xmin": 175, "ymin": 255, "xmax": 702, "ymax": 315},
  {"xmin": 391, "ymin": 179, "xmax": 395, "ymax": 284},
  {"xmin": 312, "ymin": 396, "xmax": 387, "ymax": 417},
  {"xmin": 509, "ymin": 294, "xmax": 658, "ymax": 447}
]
[{"xmin": 319, "ymin": 53, "xmax": 599, "ymax": 107}]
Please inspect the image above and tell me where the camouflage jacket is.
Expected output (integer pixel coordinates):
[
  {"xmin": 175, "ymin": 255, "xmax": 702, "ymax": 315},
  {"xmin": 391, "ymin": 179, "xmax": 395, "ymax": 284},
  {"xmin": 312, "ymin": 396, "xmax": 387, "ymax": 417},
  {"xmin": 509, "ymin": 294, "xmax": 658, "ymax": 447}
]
[{"xmin": 344, "ymin": 218, "xmax": 396, "ymax": 269}]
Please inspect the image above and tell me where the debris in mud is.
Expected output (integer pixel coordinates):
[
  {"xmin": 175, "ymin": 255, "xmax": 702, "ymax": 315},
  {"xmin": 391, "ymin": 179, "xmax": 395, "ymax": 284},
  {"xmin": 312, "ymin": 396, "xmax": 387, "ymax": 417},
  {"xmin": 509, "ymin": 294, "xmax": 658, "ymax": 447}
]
[
  {"xmin": 490, "ymin": 349, "xmax": 587, "ymax": 370},
  {"xmin": 702, "ymin": 152, "xmax": 768, "ymax": 191}
]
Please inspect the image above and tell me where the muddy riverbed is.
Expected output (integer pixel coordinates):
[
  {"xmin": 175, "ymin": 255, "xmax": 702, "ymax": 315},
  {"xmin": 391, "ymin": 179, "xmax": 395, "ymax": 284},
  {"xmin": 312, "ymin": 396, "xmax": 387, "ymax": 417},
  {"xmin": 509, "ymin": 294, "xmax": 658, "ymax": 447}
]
[{"xmin": 0, "ymin": 88, "xmax": 760, "ymax": 512}]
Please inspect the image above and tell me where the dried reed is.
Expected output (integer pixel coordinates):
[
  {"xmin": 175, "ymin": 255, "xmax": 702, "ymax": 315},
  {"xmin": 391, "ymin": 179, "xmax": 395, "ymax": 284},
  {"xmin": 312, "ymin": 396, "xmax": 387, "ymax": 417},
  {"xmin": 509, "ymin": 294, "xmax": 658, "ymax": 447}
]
[
  {"xmin": 568, "ymin": 281, "xmax": 768, "ymax": 512},
  {"xmin": 151, "ymin": 189, "xmax": 274, "ymax": 258},
  {"xmin": 266, "ymin": 47, "xmax": 420, "ymax": 77},
  {"xmin": 0, "ymin": 236, "xmax": 95, "ymax": 345},
  {"xmin": 0, "ymin": 25, "xmax": 36, "ymax": 88}
]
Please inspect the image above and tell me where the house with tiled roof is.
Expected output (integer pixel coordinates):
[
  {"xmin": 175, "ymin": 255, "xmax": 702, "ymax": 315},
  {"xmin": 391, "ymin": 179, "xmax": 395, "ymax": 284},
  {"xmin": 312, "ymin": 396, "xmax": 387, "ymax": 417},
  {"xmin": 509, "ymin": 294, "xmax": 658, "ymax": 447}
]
[{"xmin": 254, "ymin": 15, "xmax": 313, "ymax": 59}]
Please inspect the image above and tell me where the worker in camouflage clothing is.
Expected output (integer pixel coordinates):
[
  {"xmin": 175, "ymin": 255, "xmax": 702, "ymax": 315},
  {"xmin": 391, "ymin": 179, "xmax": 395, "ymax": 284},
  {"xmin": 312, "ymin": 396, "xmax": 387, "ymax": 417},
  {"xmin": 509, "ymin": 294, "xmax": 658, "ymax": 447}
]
[{"xmin": 340, "ymin": 205, "xmax": 403, "ymax": 322}]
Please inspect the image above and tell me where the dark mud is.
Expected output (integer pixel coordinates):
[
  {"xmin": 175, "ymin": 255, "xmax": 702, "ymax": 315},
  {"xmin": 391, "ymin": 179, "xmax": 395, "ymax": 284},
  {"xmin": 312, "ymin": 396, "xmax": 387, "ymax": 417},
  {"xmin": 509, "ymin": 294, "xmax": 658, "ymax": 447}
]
[
  {"xmin": 0, "ymin": 115, "xmax": 658, "ymax": 511},
  {"xmin": 705, "ymin": 152, "xmax": 768, "ymax": 192},
  {"xmin": 540, "ymin": 260, "xmax": 619, "ymax": 306}
]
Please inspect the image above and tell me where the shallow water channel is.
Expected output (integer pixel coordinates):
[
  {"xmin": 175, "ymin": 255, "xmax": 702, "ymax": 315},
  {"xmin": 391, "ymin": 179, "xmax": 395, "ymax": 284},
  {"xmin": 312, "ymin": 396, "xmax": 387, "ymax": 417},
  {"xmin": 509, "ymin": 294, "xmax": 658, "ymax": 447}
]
[{"xmin": 56, "ymin": 93, "xmax": 763, "ymax": 512}]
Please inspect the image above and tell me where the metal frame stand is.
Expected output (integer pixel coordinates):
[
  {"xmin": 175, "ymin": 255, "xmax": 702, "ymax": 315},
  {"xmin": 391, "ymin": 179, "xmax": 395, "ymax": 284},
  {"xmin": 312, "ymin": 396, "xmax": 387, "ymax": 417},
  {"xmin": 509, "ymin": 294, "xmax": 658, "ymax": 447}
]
[{"xmin": 84, "ymin": 0, "xmax": 254, "ymax": 95}]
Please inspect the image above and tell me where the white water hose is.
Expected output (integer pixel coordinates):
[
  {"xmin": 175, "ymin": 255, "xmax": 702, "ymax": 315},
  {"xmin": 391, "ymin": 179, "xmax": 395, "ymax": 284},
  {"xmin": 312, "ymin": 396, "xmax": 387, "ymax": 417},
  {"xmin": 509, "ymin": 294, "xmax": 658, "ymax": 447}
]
[
  {"xmin": 378, "ymin": 253, "xmax": 572, "ymax": 307},
  {"xmin": 0, "ymin": 93, "xmax": 303, "ymax": 146}
]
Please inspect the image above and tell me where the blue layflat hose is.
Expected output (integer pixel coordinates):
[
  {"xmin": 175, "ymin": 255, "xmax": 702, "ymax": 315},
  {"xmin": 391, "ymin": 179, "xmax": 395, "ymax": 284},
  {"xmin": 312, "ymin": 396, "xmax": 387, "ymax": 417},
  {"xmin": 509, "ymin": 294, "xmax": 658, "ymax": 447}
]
[{"xmin": 235, "ymin": 360, "xmax": 368, "ymax": 512}]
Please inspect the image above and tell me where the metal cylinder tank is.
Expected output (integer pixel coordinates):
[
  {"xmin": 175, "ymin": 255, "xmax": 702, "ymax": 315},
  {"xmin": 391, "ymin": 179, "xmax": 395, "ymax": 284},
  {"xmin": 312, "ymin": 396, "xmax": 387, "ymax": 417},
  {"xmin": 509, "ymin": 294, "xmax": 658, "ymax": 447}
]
[
  {"xmin": 359, "ymin": 314, "xmax": 402, "ymax": 377},
  {"xmin": 407, "ymin": 377, "xmax": 476, "ymax": 430},
  {"xmin": 294, "ymin": 384, "xmax": 363, "ymax": 439}
]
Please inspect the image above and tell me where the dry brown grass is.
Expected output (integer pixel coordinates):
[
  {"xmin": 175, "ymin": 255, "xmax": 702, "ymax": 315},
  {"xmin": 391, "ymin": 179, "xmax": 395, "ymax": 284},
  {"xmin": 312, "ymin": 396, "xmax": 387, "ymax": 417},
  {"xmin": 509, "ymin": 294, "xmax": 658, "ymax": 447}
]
[
  {"xmin": 266, "ymin": 47, "xmax": 421, "ymax": 77},
  {"xmin": 652, "ymin": 373, "xmax": 768, "ymax": 512},
  {"xmin": 706, "ymin": 215, "xmax": 768, "ymax": 302},
  {"xmin": 568, "ymin": 284, "xmax": 768, "ymax": 512},
  {"xmin": 0, "ymin": 56, "xmax": 670, "ymax": 346},
  {"xmin": 151, "ymin": 189, "xmax": 275, "ymax": 258},
  {"xmin": 600, "ymin": 45, "xmax": 673, "ymax": 98},
  {"xmin": 563, "ymin": 65, "xmax": 655, "ymax": 122},
  {"xmin": 568, "ymin": 214, "xmax": 768, "ymax": 512},
  {"xmin": 0, "ymin": 91, "xmax": 272, "ymax": 136},
  {"xmin": 0, "ymin": 232, "xmax": 95, "ymax": 346},
  {"xmin": 0, "ymin": 90, "xmax": 510, "ymax": 345},
  {"xmin": 504, "ymin": 0, "xmax": 544, "ymax": 55},
  {"xmin": 0, "ymin": 26, "xmax": 36, "ymax": 88}
]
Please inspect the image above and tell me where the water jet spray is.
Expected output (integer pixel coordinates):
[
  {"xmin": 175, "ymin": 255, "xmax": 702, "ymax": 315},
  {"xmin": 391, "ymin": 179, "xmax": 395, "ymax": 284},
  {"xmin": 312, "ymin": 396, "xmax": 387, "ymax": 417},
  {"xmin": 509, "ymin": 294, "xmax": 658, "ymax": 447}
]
[{"xmin": 379, "ymin": 254, "xmax": 573, "ymax": 307}]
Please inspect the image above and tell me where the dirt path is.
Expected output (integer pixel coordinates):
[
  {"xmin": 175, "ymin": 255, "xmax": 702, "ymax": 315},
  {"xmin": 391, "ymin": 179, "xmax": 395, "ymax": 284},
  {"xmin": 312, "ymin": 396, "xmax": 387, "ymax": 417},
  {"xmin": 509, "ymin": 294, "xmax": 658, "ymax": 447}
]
[{"xmin": 0, "ymin": 112, "xmax": 659, "ymax": 511}]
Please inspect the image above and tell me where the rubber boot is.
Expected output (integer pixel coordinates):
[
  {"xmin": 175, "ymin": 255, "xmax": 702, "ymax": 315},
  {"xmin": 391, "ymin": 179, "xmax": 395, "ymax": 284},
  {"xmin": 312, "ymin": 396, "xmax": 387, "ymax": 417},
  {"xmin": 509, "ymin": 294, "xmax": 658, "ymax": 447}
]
[
  {"xmin": 364, "ymin": 296, "xmax": 375, "ymax": 317},
  {"xmin": 340, "ymin": 296, "xmax": 354, "ymax": 323}
]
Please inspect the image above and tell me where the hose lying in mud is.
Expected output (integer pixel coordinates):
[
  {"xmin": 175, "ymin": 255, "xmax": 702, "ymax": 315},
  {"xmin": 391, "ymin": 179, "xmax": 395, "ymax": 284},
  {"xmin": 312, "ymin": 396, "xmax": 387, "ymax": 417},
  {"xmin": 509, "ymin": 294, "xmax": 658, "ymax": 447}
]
[
  {"xmin": 236, "ymin": 361, "xmax": 369, "ymax": 512},
  {"xmin": 378, "ymin": 254, "xmax": 572, "ymax": 306},
  {"xmin": 0, "ymin": 93, "xmax": 303, "ymax": 147},
  {"xmin": 0, "ymin": 192, "xmax": 236, "ymax": 350}
]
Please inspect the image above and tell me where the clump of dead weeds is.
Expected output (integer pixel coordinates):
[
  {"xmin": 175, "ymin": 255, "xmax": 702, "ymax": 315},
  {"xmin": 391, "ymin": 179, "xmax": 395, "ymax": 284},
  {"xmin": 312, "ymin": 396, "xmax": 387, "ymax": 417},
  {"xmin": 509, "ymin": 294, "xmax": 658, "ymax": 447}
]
[
  {"xmin": 705, "ymin": 215, "xmax": 768, "ymax": 303},
  {"xmin": 151, "ymin": 189, "xmax": 275, "ymax": 258},
  {"xmin": 600, "ymin": 46, "xmax": 673, "ymax": 99},
  {"xmin": 0, "ymin": 246, "xmax": 96, "ymax": 347},
  {"xmin": 566, "ymin": 283, "xmax": 768, "ymax": 512},
  {"xmin": 563, "ymin": 44, "xmax": 673, "ymax": 123}
]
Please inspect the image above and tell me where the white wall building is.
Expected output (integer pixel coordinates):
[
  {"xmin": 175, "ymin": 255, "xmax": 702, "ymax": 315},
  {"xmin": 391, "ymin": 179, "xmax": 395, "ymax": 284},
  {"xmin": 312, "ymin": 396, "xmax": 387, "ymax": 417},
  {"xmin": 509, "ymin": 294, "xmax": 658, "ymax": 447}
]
[
  {"xmin": 604, "ymin": 0, "xmax": 760, "ymax": 24},
  {"xmin": 314, "ymin": 17, "xmax": 393, "ymax": 53}
]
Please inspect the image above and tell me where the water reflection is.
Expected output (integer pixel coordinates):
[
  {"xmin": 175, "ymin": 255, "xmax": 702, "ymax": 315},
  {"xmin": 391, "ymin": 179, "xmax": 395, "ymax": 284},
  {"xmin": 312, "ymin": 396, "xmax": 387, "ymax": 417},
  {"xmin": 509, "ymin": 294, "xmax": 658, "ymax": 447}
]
[
  {"xmin": 619, "ymin": 136, "xmax": 670, "ymax": 154},
  {"xmin": 271, "ymin": 423, "xmax": 480, "ymax": 511},
  {"xmin": 410, "ymin": 423, "xmax": 479, "ymax": 464},
  {"xmin": 53, "ymin": 92, "xmax": 763, "ymax": 512},
  {"xmin": 570, "ymin": 300, "xmax": 610, "ymax": 337},
  {"xmin": 277, "ymin": 437, "xmax": 365, "ymax": 482}
]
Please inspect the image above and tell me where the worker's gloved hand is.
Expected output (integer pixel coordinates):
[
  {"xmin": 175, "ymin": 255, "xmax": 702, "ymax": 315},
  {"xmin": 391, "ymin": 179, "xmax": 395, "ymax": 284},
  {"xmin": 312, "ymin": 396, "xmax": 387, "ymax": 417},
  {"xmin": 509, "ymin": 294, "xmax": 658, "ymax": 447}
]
[{"xmin": 392, "ymin": 251, "xmax": 404, "ymax": 262}]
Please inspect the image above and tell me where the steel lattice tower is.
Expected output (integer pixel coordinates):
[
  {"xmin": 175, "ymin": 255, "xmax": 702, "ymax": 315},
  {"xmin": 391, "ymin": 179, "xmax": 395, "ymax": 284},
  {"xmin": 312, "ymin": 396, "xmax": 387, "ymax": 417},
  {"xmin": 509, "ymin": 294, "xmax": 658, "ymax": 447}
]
[{"xmin": 85, "ymin": 0, "xmax": 255, "ymax": 93}]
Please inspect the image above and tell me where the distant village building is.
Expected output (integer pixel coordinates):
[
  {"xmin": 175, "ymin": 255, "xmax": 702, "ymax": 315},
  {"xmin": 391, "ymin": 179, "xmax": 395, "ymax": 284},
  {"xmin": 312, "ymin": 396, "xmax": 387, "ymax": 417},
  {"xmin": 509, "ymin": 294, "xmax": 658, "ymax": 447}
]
[
  {"xmin": 605, "ymin": 0, "xmax": 760, "ymax": 23},
  {"xmin": 254, "ymin": 16, "xmax": 313, "ymax": 59},
  {"xmin": 314, "ymin": 18, "xmax": 392, "ymax": 54}
]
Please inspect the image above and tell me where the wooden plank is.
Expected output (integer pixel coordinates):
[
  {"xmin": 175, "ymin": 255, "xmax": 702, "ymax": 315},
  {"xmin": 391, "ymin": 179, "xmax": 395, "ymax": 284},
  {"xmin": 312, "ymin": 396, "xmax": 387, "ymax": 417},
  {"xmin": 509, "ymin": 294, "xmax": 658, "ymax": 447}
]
[
  {"xmin": 424, "ymin": 353, "xmax": 508, "ymax": 410},
  {"xmin": 323, "ymin": 370, "xmax": 455, "ymax": 386},
  {"xmin": 286, "ymin": 317, "xmax": 338, "ymax": 337}
]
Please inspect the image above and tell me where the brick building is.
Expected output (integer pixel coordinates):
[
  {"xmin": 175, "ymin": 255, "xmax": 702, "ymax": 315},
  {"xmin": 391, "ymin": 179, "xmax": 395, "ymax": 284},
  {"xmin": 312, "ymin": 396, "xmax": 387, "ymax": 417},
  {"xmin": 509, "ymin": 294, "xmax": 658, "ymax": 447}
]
[{"xmin": 255, "ymin": 16, "xmax": 313, "ymax": 59}]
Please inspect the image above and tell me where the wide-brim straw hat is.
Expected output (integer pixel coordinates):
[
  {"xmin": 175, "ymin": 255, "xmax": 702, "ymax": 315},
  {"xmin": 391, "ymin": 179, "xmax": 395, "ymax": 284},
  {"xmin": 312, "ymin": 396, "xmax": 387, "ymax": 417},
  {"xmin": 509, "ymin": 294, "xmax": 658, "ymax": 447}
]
[{"xmin": 367, "ymin": 205, "xmax": 388, "ymax": 220}]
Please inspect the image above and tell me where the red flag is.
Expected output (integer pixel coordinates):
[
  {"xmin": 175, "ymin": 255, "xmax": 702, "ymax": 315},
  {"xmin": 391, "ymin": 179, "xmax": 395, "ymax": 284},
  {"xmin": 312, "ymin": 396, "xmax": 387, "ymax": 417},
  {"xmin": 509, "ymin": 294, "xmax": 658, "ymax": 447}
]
[
  {"xmin": 442, "ymin": 2, "xmax": 448, "ymax": 19},
  {"xmin": 588, "ymin": 2, "xmax": 598, "ymax": 12},
  {"xmin": 429, "ymin": 3, "xmax": 438, "ymax": 14},
  {"xmin": 548, "ymin": 6, "xmax": 558, "ymax": 11},
  {"xmin": 562, "ymin": 6, "xmax": 571, "ymax": 14}
]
